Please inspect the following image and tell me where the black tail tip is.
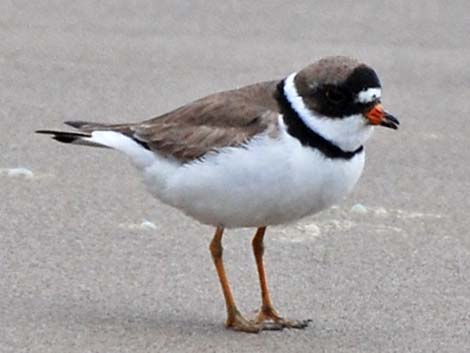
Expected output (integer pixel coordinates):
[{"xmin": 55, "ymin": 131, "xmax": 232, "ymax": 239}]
[
  {"xmin": 52, "ymin": 135, "xmax": 80, "ymax": 143},
  {"xmin": 36, "ymin": 130, "xmax": 89, "ymax": 144}
]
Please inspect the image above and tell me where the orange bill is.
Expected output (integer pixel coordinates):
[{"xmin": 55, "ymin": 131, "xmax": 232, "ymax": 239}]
[{"xmin": 365, "ymin": 104, "xmax": 399, "ymax": 129}]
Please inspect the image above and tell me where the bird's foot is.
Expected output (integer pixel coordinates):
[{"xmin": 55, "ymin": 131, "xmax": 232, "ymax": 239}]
[
  {"xmin": 226, "ymin": 310, "xmax": 261, "ymax": 333},
  {"xmin": 255, "ymin": 305, "xmax": 311, "ymax": 331}
]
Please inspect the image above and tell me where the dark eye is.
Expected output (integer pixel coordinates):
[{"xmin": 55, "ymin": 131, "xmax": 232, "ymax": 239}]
[{"xmin": 325, "ymin": 88, "xmax": 346, "ymax": 104}]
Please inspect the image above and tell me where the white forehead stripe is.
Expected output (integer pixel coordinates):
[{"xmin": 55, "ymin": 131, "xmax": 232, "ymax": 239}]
[{"xmin": 356, "ymin": 88, "xmax": 381, "ymax": 104}]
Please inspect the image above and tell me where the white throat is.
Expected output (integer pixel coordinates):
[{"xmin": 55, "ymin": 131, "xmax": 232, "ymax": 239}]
[{"xmin": 283, "ymin": 72, "xmax": 374, "ymax": 152}]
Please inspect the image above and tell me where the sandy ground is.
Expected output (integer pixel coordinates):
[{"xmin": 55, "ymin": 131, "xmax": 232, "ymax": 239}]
[{"xmin": 1, "ymin": 1, "xmax": 470, "ymax": 352}]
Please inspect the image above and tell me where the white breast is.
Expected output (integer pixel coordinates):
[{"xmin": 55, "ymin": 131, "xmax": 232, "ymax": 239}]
[{"xmin": 142, "ymin": 121, "xmax": 366, "ymax": 228}]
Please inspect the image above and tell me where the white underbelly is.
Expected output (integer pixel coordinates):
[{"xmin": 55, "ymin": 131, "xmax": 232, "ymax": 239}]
[{"xmin": 143, "ymin": 131, "xmax": 365, "ymax": 228}]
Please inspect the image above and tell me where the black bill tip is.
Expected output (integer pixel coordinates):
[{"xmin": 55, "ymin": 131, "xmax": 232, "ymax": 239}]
[{"xmin": 380, "ymin": 112, "xmax": 399, "ymax": 130}]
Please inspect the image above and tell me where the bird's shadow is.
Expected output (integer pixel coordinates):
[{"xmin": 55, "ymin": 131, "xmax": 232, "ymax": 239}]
[{"xmin": 44, "ymin": 301, "xmax": 228, "ymax": 338}]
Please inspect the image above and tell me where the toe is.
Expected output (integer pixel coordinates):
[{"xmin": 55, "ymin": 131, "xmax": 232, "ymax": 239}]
[
  {"xmin": 231, "ymin": 323, "xmax": 261, "ymax": 333},
  {"xmin": 226, "ymin": 313, "xmax": 262, "ymax": 333},
  {"xmin": 282, "ymin": 318, "xmax": 312, "ymax": 329},
  {"xmin": 260, "ymin": 321, "xmax": 285, "ymax": 331}
]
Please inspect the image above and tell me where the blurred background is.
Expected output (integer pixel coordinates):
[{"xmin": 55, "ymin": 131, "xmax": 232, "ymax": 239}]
[{"xmin": 1, "ymin": 1, "xmax": 469, "ymax": 352}]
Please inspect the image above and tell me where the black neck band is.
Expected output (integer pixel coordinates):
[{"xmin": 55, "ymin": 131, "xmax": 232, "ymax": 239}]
[{"xmin": 275, "ymin": 80, "xmax": 363, "ymax": 160}]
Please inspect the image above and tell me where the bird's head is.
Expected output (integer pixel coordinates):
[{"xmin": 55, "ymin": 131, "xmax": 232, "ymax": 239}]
[{"xmin": 283, "ymin": 56, "xmax": 399, "ymax": 152}]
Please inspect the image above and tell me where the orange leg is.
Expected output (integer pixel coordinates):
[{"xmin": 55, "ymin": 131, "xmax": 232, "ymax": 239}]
[
  {"xmin": 210, "ymin": 227, "xmax": 260, "ymax": 333},
  {"xmin": 252, "ymin": 227, "xmax": 311, "ymax": 330}
]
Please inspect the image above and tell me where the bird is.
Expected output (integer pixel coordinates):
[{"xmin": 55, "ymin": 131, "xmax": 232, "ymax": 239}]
[{"xmin": 37, "ymin": 56, "xmax": 399, "ymax": 333}]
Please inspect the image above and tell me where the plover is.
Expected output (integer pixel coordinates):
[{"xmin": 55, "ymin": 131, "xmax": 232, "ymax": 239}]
[{"xmin": 37, "ymin": 56, "xmax": 399, "ymax": 333}]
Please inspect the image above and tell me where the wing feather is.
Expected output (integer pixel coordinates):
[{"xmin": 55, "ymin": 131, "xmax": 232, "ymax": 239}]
[
  {"xmin": 56, "ymin": 80, "xmax": 281, "ymax": 162},
  {"xmin": 132, "ymin": 82, "xmax": 281, "ymax": 161}
]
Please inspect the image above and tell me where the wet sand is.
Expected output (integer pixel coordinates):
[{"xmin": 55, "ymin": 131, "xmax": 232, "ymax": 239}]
[{"xmin": 1, "ymin": 1, "xmax": 469, "ymax": 352}]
